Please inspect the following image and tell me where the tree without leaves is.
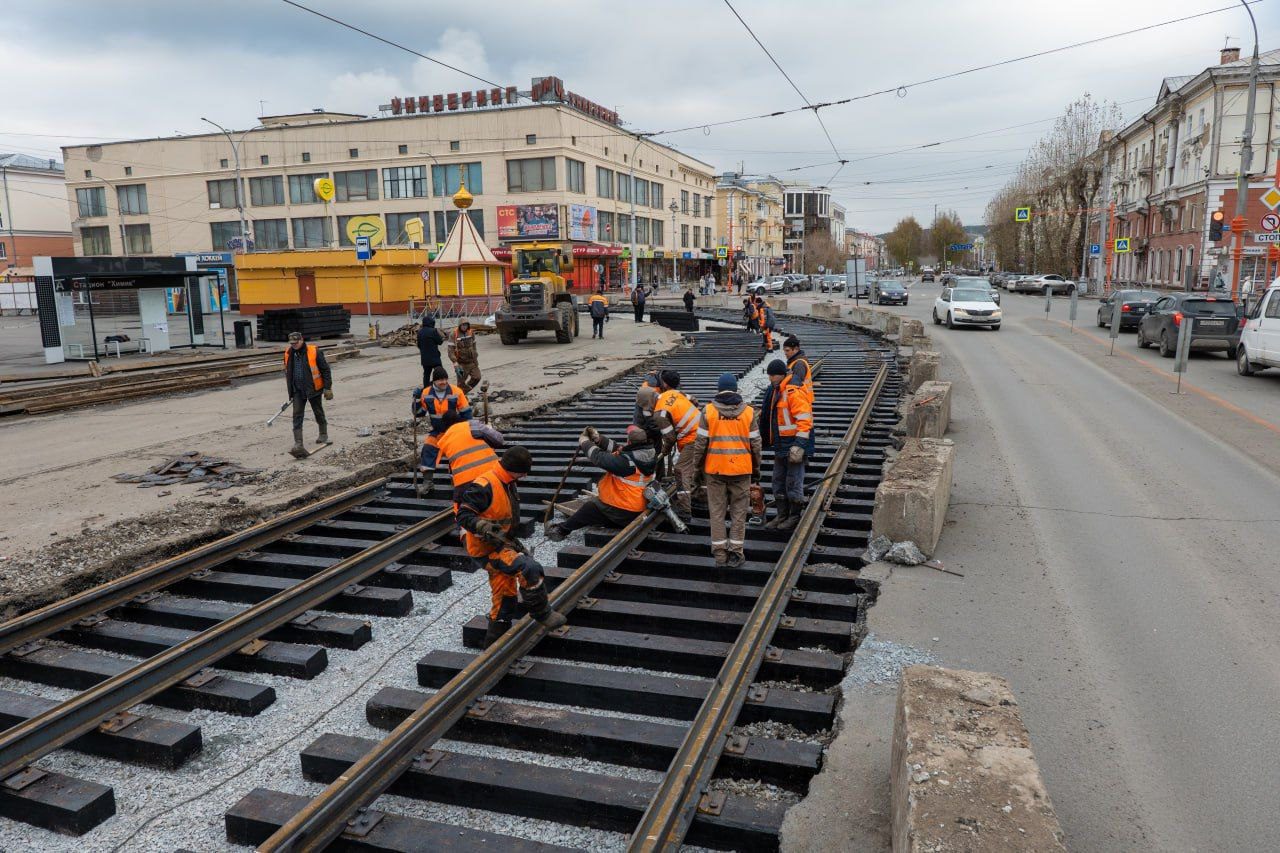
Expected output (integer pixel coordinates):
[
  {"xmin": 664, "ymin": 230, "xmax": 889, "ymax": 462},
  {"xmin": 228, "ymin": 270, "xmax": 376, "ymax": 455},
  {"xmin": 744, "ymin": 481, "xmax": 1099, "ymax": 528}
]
[{"xmin": 801, "ymin": 229, "xmax": 848, "ymax": 274}]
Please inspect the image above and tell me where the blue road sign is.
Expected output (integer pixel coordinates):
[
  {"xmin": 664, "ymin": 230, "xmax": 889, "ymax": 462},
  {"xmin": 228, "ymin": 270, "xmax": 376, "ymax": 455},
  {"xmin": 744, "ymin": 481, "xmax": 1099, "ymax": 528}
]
[
  {"xmin": 355, "ymin": 236, "xmax": 372, "ymax": 261},
  {"xmin": 1089, "ymin": 243, "xmax": 1101, "ymax": 256},
  {"xmin": 949, "ymin": 243, "xmax": 974, "ymax": 251}
]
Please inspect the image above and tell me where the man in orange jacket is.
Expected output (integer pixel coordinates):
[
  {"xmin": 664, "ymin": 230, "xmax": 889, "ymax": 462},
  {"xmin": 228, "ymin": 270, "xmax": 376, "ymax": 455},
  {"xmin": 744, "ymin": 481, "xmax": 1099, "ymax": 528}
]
[
  {"xmin": 283, "ymin": 331, "xmax": 333, "ymax": 458},
  {"xmin": 546, "ymin": 425, "xmax": 657, "ymax": 541},
  {"xmin": 653, "ymin": 370, "xmax": 699, "ymax": 522},
  {"xmin": 760, "ymin": 358, "xmax": 812, "ymax": 531}
]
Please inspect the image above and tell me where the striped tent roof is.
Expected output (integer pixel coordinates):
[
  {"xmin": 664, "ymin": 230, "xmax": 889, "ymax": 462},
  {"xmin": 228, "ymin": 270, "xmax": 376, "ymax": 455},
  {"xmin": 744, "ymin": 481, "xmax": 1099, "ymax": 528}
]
[{"xmin": 427, "ymin": 209, "xmax": 501, "ymax": 269}]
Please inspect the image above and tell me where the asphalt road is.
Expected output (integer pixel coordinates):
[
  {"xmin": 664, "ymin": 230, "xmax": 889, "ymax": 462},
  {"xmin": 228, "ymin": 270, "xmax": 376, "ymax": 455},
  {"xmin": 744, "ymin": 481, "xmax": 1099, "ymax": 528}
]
[{"xmin": 791, "ymin": 282, "xmax": 1280, "ymax": 851}]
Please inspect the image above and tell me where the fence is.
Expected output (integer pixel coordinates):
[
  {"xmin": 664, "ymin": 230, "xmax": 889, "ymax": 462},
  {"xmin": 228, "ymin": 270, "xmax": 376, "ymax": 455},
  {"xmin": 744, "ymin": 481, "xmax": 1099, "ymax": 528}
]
[{"xmin": 0, "ymin": 280, "xmax": 36, "ymax": 315}]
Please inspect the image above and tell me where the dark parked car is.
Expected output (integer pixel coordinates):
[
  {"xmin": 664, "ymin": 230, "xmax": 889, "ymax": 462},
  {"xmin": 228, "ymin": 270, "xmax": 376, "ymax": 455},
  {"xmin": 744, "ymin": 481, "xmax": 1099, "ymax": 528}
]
[
  {"xmin": 1136, "ymin": 293, "xmax": 1242, "ymax": 358},
  {"xmin": 873, "ymin": 279, "xmax": 908, "ymax": 305},
  {"xmin": 1097, "ymin": 290, "xmax": 1158, "ymax": 330}
]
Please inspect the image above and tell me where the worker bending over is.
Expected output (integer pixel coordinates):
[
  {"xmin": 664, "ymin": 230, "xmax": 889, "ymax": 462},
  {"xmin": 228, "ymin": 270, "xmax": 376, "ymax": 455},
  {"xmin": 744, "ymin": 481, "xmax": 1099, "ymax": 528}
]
[
  {"xmin": 744, "ymin": 298, "xmax": 759, "ymax": 332},
  {"xmin": 761, "ymin": 358, "xmax": 813, "ymax": 531},
  {"xmin": 546, "ymin": 424, "xmax": 657, "ymax": 541},
  {"xmin": 689, "ymin": 372, "xmax": 762, "ymax": 567},
  {"xmin": 414, "ymin": 367, "xmax": 474, "ymax": 496},
  {"xmin": 653, "ymin": 369, "xmax": 699, "ymax": 522},
  {"xmin": 456, "ymin": 446, "xmax": 566, "ymax": 647},
  {"xmin": 448, "ymin": 320, "xmax": 482, "ymax": 392},
  {"xmin": 434, "ymin": 410, "xmax": 505, "ymax": 496},
  {"xmin": 757, "ymin": 297, "xmax": 778, "ymax": 353}
]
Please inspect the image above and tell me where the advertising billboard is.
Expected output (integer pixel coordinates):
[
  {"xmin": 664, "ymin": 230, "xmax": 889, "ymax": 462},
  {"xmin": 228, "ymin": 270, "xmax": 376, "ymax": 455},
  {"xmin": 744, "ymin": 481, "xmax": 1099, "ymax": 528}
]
[
  {"xmin": 497, "ymin": 203, "xmax": 560, "ymax": 240},
  {"xmin": 568, "ymin": 204, "xmax": 597, "ymax": 242}
]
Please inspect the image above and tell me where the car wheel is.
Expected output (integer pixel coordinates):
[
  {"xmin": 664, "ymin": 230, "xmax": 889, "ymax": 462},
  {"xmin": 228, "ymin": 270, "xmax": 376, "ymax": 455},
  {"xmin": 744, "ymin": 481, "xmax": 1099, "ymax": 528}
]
[
  {"xmin": 1097, "ymin": 313, "xmax": 1106, "ymax": 328},
  {"xmin": 932, "ymin": 310, "xmax": 941, "ymax": 325},
  {"xmin": 990, "ymin": 324, "xmax": 1001, "ymax": 331},
  {"xmin": 1158, "ymin": 331, "xmax": 1174, "ymax": 358},
  {"xmin": 1066, "ymin": 284, "xmax": 1076, "ymax": 295},
  {"xmin": 1226, "ymin": 345, "xmax": 1238, "ymax": 360},
  {"xmin": 946, "ymin": 312, "xmax": 955, "ymax": 329},
  {"xmin": 1136, "ymin": 327, "xmax": 1150, "ymax": 348},
  {"xmin": 1237, "ymin": 345, "xmax": 1255, "ymax": 376}
]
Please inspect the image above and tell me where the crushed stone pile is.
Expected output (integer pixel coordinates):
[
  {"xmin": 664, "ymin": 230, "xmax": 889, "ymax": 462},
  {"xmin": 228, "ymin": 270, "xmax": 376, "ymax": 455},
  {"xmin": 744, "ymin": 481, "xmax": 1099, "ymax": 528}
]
[{"xmin": 111, "ymin": 451, "xmax": 262, "ymax": 492}]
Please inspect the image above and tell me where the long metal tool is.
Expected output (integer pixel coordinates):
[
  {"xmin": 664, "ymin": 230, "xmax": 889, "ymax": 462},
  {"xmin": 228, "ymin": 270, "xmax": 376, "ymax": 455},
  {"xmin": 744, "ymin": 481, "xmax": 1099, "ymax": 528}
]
[
  {"xmin": 0, "ymin": 508, "xmax": 454, "ymax": 782},
  {"xmin": 627, "ymin": 364, "xmax": 888, "ymax": 853},
  {"xmin": 543, "ymin": 446, "xmax": 581, "ymax": 524},
  {"xmin": 257, "ymin": 496, "xmax": 670, "ymax": 852},
  {"xmin": 0, "ymin": 478, "xmax": 386, "ymax": 657},
  {"xmin": 266, "ymin": 399, "xmax": 290, "ymax": 426}
]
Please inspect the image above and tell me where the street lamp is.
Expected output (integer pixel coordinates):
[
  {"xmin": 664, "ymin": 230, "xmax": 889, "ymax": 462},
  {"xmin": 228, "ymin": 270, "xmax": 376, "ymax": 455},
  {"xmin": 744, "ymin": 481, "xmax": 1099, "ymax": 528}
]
[
  {"xmin": 1229, "ymin": 0, "xmax": 1261, "ymax": 303},
  {"xmin": 201, "ymin": 117, "xmax": 265, "ymax": 255},
  {"xmin": 668, "ymin": 200, "xmax": 678, "ymax": 285},
  {"xmin": 626, "ymin": 133, "xmax": 652, "ymax": 293}
]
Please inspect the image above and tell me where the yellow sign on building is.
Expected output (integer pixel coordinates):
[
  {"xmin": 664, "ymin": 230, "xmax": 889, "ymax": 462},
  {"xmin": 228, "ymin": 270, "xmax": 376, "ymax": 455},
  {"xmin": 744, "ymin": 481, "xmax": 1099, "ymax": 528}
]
[
  {"xmin": 344, "ymin": 215, "xmax": 386, "ymax": 246},
  {"xmin": 404, "ymin": 217, "xmax": 425, "ymax": 245},
  {"xmin": 313, "ymin": 177, "xmax": 335, "ymax": 202}
]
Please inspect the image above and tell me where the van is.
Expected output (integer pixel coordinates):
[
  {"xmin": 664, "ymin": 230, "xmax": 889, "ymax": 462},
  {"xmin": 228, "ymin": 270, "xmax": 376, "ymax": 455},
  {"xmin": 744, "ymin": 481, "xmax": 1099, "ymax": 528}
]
[{"xmin": 1237, "ymin": 280, "xmax": 1280, "ymax": 375}]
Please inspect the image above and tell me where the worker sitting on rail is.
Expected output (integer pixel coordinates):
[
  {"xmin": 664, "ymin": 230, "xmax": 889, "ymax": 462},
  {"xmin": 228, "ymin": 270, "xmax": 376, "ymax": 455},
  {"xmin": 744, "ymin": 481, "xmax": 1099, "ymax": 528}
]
[
  {"xmin": 545, "ymin": 425, "xmax": 657, "ymax": 542},
  {"xmin": 760, "ymin": 358, "xmax": 812, "ymax": 531},
  {"xmin": 653, "ymin": 369, "xmax": 699, "ymax": 523},
  {"xmin": 456, "ymin": 446, "xmax": 566, "ymax": 646},
  {"xmin": 427, "ymin": 409, "xmax": 505, "ymax": 499},
  {"xmin": 689, "ymin": 372, "xmax": 762, "ymax": 567},
  {"xmin": 413, "ymin": 367, "xmax": 475, "ymax": 496}
]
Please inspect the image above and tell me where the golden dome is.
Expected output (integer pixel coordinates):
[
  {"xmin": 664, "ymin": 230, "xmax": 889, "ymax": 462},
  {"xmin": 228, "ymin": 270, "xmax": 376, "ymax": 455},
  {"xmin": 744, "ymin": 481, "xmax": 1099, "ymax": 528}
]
[{"xmin": 452, "ymin": 177, "xmax": 473, "ymax": 209}]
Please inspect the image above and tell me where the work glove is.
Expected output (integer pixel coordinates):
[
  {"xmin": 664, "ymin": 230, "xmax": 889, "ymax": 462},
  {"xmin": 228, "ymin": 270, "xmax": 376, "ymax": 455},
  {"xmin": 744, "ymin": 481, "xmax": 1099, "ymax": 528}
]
[
  {"xmin": 518, "ymin": 559, "xmax": 546, "ymax": 586},
  {"xmin": 323, "ymin": 389, "xmax": 334, "ymax": 401},
  {"xmin": 788, "ymin": 444, "xmax": 805, "ymax": 464},
  {"xmin": 582, "ymin": 426, "xmax": 600, "ymax": 443},
  {"xmin": 475, "ymin": 519, "xmax": 506, "ymax": 543}
]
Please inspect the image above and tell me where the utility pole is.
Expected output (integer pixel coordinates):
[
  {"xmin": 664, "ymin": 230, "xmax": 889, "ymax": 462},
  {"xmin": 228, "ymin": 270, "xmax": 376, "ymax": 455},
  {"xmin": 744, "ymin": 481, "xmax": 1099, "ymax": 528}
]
[
  {"xmin": 202, "ymin": 118, "xmax": 265, "ymax": 255},
  {"xmin": 1228, "ymin": 1, "xmax": 1260, "ymax": 303},
  {"xmin": 1096, "ymin": 149, "xmax": 1113, "ymax": 295},
  {"xmin": 627, "ymin": 134, "xmax": 647, "ymax": 293}
]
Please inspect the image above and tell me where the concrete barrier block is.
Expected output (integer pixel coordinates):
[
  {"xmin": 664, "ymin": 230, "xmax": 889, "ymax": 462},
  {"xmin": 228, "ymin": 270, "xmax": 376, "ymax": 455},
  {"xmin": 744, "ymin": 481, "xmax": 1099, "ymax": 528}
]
[
  {"xmin": 892, "ymin": 665, "xmax": 1067, "ymax": 853},
  {"xmin": 900, "ymin": 318, "xmax": 926, "ymax": 347},
  {"xmin": 810, "ymin": 302, "xmax": 841, "ymax": 319},
  {"xmin": 765, "ymin": 297, "xmax": 788, "ymax": 312},
  {"xmin": 907, "ymin": 350, "xmax": 940, "ymax": 392},
  {"xmin": 884, "ymin": 312, "xmax": 902, "ymax": 335},
  {"xmin": 904, "ymin": 380, "xmax": 951, "ymax": 439},
  {"xmin": 871, "ymin": 437, "xmax": 952, "ymax": 556}
]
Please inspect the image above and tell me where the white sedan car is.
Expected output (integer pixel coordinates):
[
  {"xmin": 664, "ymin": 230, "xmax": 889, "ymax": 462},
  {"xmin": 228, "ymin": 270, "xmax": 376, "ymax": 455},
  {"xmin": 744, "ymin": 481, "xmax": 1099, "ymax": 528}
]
[{"xmin": 933, "ymin": 285, "xmax": 1002, "ymax": 330}]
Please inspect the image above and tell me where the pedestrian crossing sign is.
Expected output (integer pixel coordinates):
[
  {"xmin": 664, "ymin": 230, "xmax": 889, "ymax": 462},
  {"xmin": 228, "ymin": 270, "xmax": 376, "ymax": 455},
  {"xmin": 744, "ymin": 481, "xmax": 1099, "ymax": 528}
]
[
  {"xmin": 716, "ymin": 246, "xmax": 728, "ymax": 259},
  {"xmin": 1015, "ymin": 207, "xmax": 1031, "ymax": 222},
  {"xmin": 1114, "ymin": 237, "xmax": 1131, "ymax": 253}
]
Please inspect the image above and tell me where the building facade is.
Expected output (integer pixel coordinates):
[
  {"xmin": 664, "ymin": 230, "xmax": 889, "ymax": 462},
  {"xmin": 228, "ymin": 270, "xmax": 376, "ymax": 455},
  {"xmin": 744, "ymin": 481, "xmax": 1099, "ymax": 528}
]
[
  {"xmin": 844, "ymin": 229, "xmax": 885, "ymax": 269},
  {"xmin": 782, "ymin": 183, "xmax": 834, "ymax": 272},
  {"xmin": 1, "ymin": 153, "xmax": 73, "ymax": 276},
  {"xmin": 60, "ymin": 77, "xmax": 719, "ymax": 302},
  {"xmin": 715, "ymin": 173, "xmax": 784, "ymax": 279},
  {"xmin": 1094, "ymin": 46, "xmax": 1280, "ymax": 292}
]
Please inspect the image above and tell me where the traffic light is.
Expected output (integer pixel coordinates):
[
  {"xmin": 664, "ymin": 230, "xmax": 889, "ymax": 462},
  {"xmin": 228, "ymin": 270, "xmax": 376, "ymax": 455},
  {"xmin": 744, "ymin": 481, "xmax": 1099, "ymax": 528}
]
[{"xmin": 1209, "ymin": 210, "xmax": 1225, "ymax": 242}]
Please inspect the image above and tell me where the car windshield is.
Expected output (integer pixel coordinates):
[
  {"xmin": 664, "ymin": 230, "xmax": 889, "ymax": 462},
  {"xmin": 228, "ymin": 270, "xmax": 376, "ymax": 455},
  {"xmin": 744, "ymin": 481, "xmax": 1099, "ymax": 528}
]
[
  {"xmin": 953, "ymin": 289, "xmax": 993, "ymax": 302},
  {"xmin": 955, "ymin": 278, "xmax": 988, "ymax": 287},
  {"xmin": 880, "ymin": 282, "xmax": 904, "ymax": 292},
  {"xmin": 1116, "ymin": 291, "xmax": 1156, "ymax": 302},
  {"xmin": 1182, "ymin": 298, "xmax": 1237, "ymax": 317}
]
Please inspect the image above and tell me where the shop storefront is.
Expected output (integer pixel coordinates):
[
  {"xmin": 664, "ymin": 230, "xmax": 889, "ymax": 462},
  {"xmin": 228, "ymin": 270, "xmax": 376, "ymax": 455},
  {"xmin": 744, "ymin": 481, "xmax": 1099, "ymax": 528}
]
[{"xmin": 174, "ymin": 252, "xmax": 237, "ymax": 309}]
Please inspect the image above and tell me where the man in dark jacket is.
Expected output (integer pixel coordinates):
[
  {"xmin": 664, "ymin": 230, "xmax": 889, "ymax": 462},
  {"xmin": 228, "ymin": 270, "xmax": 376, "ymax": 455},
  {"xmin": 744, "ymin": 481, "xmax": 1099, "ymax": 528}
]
[
  {"xmin": 416, "ymin": 314, "xmax": 444, "ymax": 388},
  {"xmin": 631, "ymin": 284, "xmax": 647, "ymax": 322},
  {"xmin": 588, "ymin": 288, "xmax": 610, "ymax": 339},
  {"xmin": 683, "ymin": 288, "xmax": 695, "ymax": 312},
  {"xmin": 545, "ymin": 425, "xmax": 657, "ymax": 540},
  {"xmin": 283, "ymin": 331, "xmax": 333, "ymax": 459}
]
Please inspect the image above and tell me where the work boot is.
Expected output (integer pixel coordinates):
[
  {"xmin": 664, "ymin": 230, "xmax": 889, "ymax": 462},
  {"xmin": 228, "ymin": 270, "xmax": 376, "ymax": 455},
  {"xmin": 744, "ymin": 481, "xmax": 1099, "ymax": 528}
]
[
  {"xmin": 482, "ymin": 618, "xmax": 512, "ymax": 648},
  {"xmin": 522, "ymin": 582, "xmax": 568, "ymax": 629},
  {"xmin": 544, "ymin": 523, "xmax": 567, "ymax": 543},
  {"xmin": 726, "ymin": 552, "xmax": 745, "ymax": 568},
  {"xmin": 316, "ymin": 426, "xmax": 330, "ymax": 444},
  {"xmin": 416, "ymin": 474, "xmax": 435, "ymax": 499},
  {"xmin": 778, "ymin": 499, "xmax": 800, "ymax": 532},
  {"xmin": 289, "ymin": 430, "xmax": 308, "ymax": 459},
  {"xmin": 764, "ymin": 498, "xmax": 790, "ymax": 529}
]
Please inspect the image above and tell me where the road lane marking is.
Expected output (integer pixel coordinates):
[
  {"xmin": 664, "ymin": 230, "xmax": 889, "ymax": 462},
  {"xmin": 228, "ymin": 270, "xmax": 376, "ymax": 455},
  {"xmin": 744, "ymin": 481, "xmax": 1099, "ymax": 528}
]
[{"xmin": 1046, "ymin": 319, "xmax": 1280, "ymax": 437}]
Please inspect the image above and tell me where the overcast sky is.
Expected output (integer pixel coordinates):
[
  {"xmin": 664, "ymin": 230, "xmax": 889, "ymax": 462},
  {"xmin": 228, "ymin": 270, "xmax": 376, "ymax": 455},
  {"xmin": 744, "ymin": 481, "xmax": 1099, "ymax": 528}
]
[{"xmin": 6, "ymin": 0, "xmax": 1276, "ymax": 233}]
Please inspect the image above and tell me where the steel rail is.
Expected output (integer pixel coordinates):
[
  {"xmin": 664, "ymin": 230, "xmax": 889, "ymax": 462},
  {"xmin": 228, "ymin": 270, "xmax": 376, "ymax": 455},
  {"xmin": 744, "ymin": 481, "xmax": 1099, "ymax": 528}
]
[
  {"xmin": 0, "ymin": 508, "xmax": 453, "ymax": 782},
  {"xmin": 0, "ymin": 478, "xmax": 389, "ymax": 657},
  {"xmin": 627, "ymin": 363, "xmax": 889, "ymax": 852},
  {"xmin": 257, "ymin": 494, "xmax": 672, "ymax": 852}
]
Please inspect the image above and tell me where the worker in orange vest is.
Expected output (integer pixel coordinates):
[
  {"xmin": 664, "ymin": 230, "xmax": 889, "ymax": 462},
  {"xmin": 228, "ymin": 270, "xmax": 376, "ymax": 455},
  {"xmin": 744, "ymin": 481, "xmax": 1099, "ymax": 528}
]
[
  {"xmin": 284, "ymin": 331, "xmax": 333, "ymax": 459},
  {"xmin": 413, "ymin": 367, "xmax": 476, "ymax": 496},
  {"xmin": 760, "ymin": 358, "xmax": 813, "ymax": 531},
  {"xmin": 689, "ymin": 372, "xmax": 762, "ymax": 567},
  {"xmin": 433, "ymin": 410, "xmax": 505, "ymax": 496},
  {"xmin": 588, "ymin": 288, "xmax": 610, "ymax": 339},
  {"xmin": 456, "ymin": 446, "xmax": 566, "ymax": 646},
  {"xmin": 757, "ymin": 297, "xmax": 777, "ymax": 352},
  {"xmin": 653, "ymin": 370, "xmax": 700, "ymax": 522},
  {"xmin": 546, "ymin": 425, "xmax": 657, "ymax": 541}
]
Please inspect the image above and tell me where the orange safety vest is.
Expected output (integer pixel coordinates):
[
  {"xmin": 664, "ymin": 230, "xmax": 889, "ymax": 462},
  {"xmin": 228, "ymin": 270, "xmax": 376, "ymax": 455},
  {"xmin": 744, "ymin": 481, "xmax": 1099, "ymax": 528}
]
[
  {"xmin": 655, "ymin": 390, "xmax": 699, "ymax": 448},
  {"xmin": 774, "ymin": 378, "xmax": 813, "ymax": 439},
  {"xmin": 702, "ymin": 403, "xmax": 755, "ymax": 476},
  {"xmin": 420, "ymin": 384, "xmax": 470, "ymax": 433},
  {"xmin": 589, "ymin": 294, "xmax": 608, "ymax": 307},
  {"xmin": 788, "ymin": 355, "xmax": 814, "ymax": 404},
  {"xmin": 436, "ymin": 421, "xmax": 501, "ymax": 486},
  {"xmin": 461, "ymin": 468, "xmax": 516, "ymax": 558},
  {"xmin": 284, "ymin": 344, "xmax": 323, "ymax": 392},
  {"xmin": 597, "ymin": 451, "xmax": 654, "ymax": 513}
]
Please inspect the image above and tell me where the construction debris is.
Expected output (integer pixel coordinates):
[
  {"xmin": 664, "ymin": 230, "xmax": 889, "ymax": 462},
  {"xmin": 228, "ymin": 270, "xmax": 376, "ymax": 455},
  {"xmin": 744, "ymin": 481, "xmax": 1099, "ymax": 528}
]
[
  {"xmin": 112, "ymin": 452, "xmax": 262, "ymax": 492},
  {"xmin": 378, "ymin": 322, "xmax": 420, "ymax": 348}
]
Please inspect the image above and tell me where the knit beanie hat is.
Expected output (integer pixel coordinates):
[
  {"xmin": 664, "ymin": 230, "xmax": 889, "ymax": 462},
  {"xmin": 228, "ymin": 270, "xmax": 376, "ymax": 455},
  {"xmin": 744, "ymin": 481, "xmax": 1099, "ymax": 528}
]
[
  {"xmin": 501, "ymin": 446, "xmax": 532, "ymax": 475},
  {"xmin": 766, "ymin": 359, "xmax": 788, "ymax": 376},
  {"xmin": 717, "ymin": 372, "xmax": 738, "ymax": 392}
]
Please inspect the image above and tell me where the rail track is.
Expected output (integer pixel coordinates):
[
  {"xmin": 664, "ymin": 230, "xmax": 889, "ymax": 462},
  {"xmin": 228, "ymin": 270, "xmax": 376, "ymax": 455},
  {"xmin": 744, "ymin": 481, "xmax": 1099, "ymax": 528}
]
[{"xmin": 0, "ymin": 311, "xmax": 900, "ymax": 850}]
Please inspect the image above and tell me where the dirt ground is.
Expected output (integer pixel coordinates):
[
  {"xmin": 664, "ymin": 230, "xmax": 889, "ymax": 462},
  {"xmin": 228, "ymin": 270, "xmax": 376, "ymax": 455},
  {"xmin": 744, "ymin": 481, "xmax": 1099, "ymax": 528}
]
[{"xmin": 0, "ymin": 319, "xmax": 677, "ymax": 617}]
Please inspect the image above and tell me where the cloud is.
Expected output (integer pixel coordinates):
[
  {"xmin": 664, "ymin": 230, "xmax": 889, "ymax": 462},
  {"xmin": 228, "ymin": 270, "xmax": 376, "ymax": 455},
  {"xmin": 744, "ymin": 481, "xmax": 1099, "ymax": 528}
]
[
  {"xmin": 327, "ymin": 70, "xmax": 403, "ymax": 114},
  {"xmin": 410, "ymin": 29, "xmax": 496, "ymax": 94}
]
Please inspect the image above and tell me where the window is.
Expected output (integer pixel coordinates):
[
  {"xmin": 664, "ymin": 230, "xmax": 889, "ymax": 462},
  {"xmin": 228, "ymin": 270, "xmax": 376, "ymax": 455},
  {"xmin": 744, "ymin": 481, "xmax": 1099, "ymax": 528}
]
[
  {"xmin": 0, "ymin": 242, "xmax": 5, "ymax": 260},
  {"xmin": 566, "ymin": 158, "xmax": 586, "ymax": 194},
  {"xmin": 113, "ymin": 184, "xmax": 148, "ymax": 215},
  {"xmin": 386, "ymin": 211, "xmax": 430, "ymax": 245},
  {"xmin": 80, "ymin": 226, "xmax": 111, "ymax": 255},
  {"xmin": 207, "ymin": 178, "xmax": 241, "ymax": 209},
  {"xmin": 692, "ymin": 194, "xmax": 701, "ymax": 218},
  {"xmin": 681, "ymin": 224, "xmax": 689, "ymax": 248},
  {"xmin": 597, "ymin": 167, "xmax": 614, "ymax": 199},
  {"xmin": 220, "ymin": 158, "xmax": 229, "ymax": 168},
  {"xmin": 259, "ymin": 155, "xmax": 269, "ymax": 165},
  {"xmin": 84, "ymin": 169, "xmax": 92, "ymax": 178},
  {"xmin": 210, "ymin": 221, "xmax": 240, "ymax": 251},
  {"xmin": 337, "ymin": 214, "xmax": 382, "ymax": 247},
  {"xmin": 636, "ymin": 217, "xmax": 650, "ymax": 244},
  {"xmin": 348, "ymin": 148, "xmax": 359, "ymax": 158},
  {"xmin": 681, "ymin": 190, "xmax": 689, "ymax": 214},
  {"xmin": 704, "ymin": 195, "xmax": 713, "ymax": 217},
  {"xmin": 288, "ymin": 173, "xmax": 326, "ymax": 204},
  {"xmin": 598, "ymin": 210, "xmax": 615, "ymax": 241},
  {"xmin": 124, "ymin": 166, "xmax": 133, "ymax": 176},
  {"xmin": 301, "ymin": 152, "xmax": 311, "ymax": 163},
  {"xmin": 253, "ymin": 218, "xmax": 289, "ymax": 250},
  {"xmin": 652, "ymin": 220, "xmax": 663, "ymax": 247},
  {"xmin": 703, "ymin": 227, "xmax": 712, "ymax": 249},
  {"xmin": 291, "ymin": 217, "xmax": 332, "ymax": 248},
  {"xmin": 384, "ymin": 165, "xmax": 428, "ymax": 199},
  {"xmin": 526, "ymin": 134, "xmax": 537, "ymax": 145},
  {"xmin": 618, "ymin": 173, "xmax": 631, "ymax": 203},
  {"xmin": 507, "ymin": 157, "xmax": 555, "ymax": 192},
  {"xmin": 398, "ymin": 144, "xmax": 408, "ymax": 155},
  {"xmin": 450, "ymin": 141, "xmax": 460, "ymax": 151},
  {"xmin": 76, "ymin": 187, "xmax": 107, "ymax": 218},
  {"xmin": 249, "ymin": 175, "xmax": 285, "ymax": 206},
  {"xmin": 634, "ymin": 178, "xmax": 649, "ymax": 207},
  {"xmin": 124, "ymin": 224, "xmax": 152, "ymax": 254},
  {"xmin": 618, "ymin": 215, "xmax": 632, "ymax": 243},
  {"xmin": 1267, "ymin": 291, "xmax": 1280, "ymax": 319},
  {"xmin": 651, "ymin": 183, "xmax": 663, "ymax": 210},
  {"xmin": 430, "ymin": 162, "xmax": 483, "ymax": 196},
  {"xmin": 335, "ymin": 169, "xmax": 379, "ymax": 202},
  {"xmin": 433, "ymin": 209, "xmax": 485, "ymax": 240}
]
